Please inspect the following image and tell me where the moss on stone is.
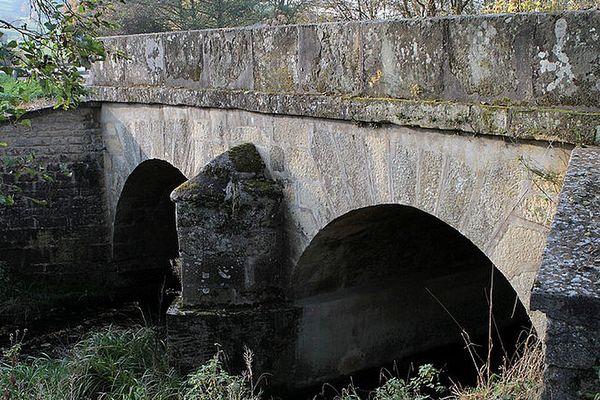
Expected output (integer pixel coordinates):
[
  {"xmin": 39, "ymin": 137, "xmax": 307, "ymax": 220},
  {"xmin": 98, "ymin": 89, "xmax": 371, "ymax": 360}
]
[
  {"xmin": 174, "ymin": 180, "xmax": 200, "ymax": 196},
  {"xmin": 228, "ymin": 143, "xmax": 265, "ymax": 174},
  {"xmin": 242, "ymin": 178, "xmax": 282, "ymax": 197}
]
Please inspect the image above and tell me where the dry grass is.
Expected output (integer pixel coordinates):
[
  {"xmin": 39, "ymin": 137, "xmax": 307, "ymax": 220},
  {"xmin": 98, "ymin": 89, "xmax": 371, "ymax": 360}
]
[{"xmin": 451, "ymin": 333, "xmax": 544, "ymax": 400}]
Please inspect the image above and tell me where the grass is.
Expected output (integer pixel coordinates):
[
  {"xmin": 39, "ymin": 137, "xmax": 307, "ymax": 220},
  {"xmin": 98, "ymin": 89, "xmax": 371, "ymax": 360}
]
[
  {"xmin": 0, "ymin": 326, "xmax": 181, "ymax": 399},
  {"xmin": 451, "ymin": 334, "xmax": 544, "ymax": 400},
  {"xmin": 0, "ymin": 326, "xmax": 264, "ymax": 400},
  {"xmin": 0, "ymin": 325, "xmax": 548, "ymax": 400},
  {"xmin": 0, "ymin": 73, "xmax": 59, "ymax": 121}
]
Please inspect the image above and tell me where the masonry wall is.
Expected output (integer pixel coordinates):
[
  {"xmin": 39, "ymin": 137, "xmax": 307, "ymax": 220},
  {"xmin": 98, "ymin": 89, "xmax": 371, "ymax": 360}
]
[
  {"xmin": 0, "ymin": 106, "xmax": 110, "ymax": 323},
  {"xmin": 99, "ymin": 103, "xmax": 572, "ymax": 337}
]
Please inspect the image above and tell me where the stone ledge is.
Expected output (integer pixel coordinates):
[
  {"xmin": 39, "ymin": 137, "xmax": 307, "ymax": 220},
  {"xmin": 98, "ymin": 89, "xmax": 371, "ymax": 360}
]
[{"xmin": 89, "ymin": 86, "xmax": 600, "ymax": 145}]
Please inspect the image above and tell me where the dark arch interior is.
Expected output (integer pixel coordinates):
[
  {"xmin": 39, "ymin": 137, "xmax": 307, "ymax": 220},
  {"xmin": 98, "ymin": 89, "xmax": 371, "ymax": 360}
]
[
  {"xmin": 113, "ymin": 159, "xmax": 187, "ymax": 317},
  {"xmin": 289, "ymin": 205, "xmax": 532, "ymax": 394}
]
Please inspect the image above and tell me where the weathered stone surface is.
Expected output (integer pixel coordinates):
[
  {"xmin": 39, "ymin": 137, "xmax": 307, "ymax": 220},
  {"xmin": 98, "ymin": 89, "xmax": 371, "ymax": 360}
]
[
  {"xmin": 99, "ymin": 104, "xmax": 570, "ymax": 304},
  {"xmin": 167, "ymin": 301, "xmax": 300, "ymax": 380},
  {"xmin": 377, "ymin": 18, "xmax": 446, "ymax": 99},
  {"xmin": 0, "ymin": 106, "xmax": 110, "ymax": 322},
  {"xmin": 445, "ymin": 13, "xmax": 536, "ymax": 101},
  {"xmin": 171, "ymin": 143, "xmax": 284, "ymax": 306},
  {"xmin": 532, "ymin": 12, "xmax": 600, "ymax": 107},
  {"xmin": 531, "ymin": 147, "xmax": 600, "ymax": 327},
  {"xmin": 531, "ymin": 147, "xmax": 600, "ymax": 400},
  {"xmin": 297, "ymin": 23, "xmax": 361, "ymax": 95},
  {"xmin": 90, "ymin": 87, "xmax": 600, "ymax": 145},
  {"xmin": 91, "ymin": 11, "xmax": 600, "ymax": 111},
  {"xmin": 254, "ymin": 26, "xmax": 298, "ymax": 92}
]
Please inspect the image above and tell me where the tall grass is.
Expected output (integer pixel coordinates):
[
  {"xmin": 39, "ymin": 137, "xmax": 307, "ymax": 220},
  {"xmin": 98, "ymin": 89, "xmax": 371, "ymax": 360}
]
[
  {"xmin": 0, "ymin": 325, "xmax": 544, "ymax": 400},
  {"xmin": 0, "ymin": 326, "xmax": 266, "ymax": 400},
  {"xmin": 451, "ymin": 334, "xmax": 544, "ymax": 400},
  {"xmin": 0, "ymin": 326, "xmax": 181, "ymax": 399}
]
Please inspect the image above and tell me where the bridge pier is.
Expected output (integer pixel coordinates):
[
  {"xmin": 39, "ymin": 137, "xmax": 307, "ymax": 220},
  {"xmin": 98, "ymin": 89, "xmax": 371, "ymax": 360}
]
[
  {"xmin": 167, "ymin": 143, "xmax": 299, "ymax": 375},
  {"xmin": 532, "ymin": 147, "xmax": 600, "ymax": 400}
]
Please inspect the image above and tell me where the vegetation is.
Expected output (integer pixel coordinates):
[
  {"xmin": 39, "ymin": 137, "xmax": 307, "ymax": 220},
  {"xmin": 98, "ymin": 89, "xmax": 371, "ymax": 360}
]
[
  {"xmin": 1, "ymin": 0, "xmax": 117, "ymax": 207},
  {"xmin": 97, "ymin": 0, "xmax": 599, "ymax": 35},
  {"xmin": 0, "ymin": 325, "xmax": 546, "ymax": 400},
  {"xmin": 0, "ymin": 0, "xmax": 118, "ymax": 120},
  {"xmin": 0, "ymin": 326, "xmax": 262, "ymax": 400},
  {"xmin": 451, "ymin": 335, "xmax": 544, "ymax": 400}
]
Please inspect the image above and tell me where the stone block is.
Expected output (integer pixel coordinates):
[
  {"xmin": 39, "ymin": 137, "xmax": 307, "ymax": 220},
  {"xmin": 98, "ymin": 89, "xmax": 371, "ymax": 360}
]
[
  {"xmin": 445, "ymin": 13, "xmax": 536, "ymax": 102},
  {"xmin": 462, "ymin": 160, "xmax": 527, "ymax": 250},
  {"xmin": 201, "ymin": 28, "xmax": 254, "ymax": 90},
  {"xmin": 167, "ymin": 301, "xmax": 300, "ymax": 383},
  {"xmin": 163, "ymin": 31, "xmax": 204, "ymax": 88},
  {"xmin": 532, "ymin": 12, "xmax": 600, "ymax": 108},
  {"xmin": 374, "ymin": 18, "xmax": 446, "ymax": 100},
  {"xmin": 417, "ymin": 149, "xmax": 444, "ymax": 214},
  {"xmin": 390, "ymin": 137, "xmax": 418, "ymax": 206},
  {"xmin": 253, "ymin": 26, "xmax": 299, "ymax": 92},
  {"xmin": 310, "ymin": 128, "xmax": 351, "ymax": 214},
  {"xmin": 436, "ymin": 156, "xmax": 476, "ymax": 228},
  {"xmin": 297, "ymin": 23, "xmax": 361, "ymax": 95}
]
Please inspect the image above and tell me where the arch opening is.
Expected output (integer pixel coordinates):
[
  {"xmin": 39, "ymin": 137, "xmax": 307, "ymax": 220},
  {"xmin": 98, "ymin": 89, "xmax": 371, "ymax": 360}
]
[
  {"xmin": 113, "ymin": 159, "xmax": 187, "ymax": 315},
  {"xmin": 290, "ymin": 204, "xmax": 532, "ymax": 391}
]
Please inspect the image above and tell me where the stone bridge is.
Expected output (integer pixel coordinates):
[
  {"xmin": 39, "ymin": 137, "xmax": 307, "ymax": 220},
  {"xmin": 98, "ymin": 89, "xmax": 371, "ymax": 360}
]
[{"xmin": 0, "ymin": 10, "xmax": 598, "ymax": 399}]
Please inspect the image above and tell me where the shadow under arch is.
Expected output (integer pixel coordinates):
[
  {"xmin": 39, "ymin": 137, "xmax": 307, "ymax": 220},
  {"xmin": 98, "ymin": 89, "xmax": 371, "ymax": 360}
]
[
  {"xmin": 112, "ymin": 159, "xmax": 187, "ymax": 314},
  {"xmin": 289, "ymin": 204, "xmax": 532, "ymax": 389}
]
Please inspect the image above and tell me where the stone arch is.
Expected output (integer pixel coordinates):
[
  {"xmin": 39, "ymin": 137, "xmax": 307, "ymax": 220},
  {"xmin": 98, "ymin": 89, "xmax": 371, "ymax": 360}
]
[
  {"xmin": 112, "ymin": 159, "xmax": 187, "ymax": 307},
  {"xmin": 288, "ymin": 204, "xmax": 532, "ymax": 387}
]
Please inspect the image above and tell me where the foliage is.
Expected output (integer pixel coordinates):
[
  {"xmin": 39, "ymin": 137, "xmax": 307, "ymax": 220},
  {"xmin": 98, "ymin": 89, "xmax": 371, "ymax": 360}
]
[
  {"xmin": 0, "ymin": 73, "xmax": 58, "ymax": 120},
  {"xmin": 0, "ymin": 0, "xmax": 120, "ymax": 121},
  {"xmin": 581, "ymin": 365, "xmax": 600, "ymax": 400},
  {"xmin": 0, "ymin": 325, "xmax": 551, "ymax": 400},
  {"xmin": 0, "ymin": 0, "xmax": 116, "ymax": 207},
  {"xmin": 373, "ymin": 364, "xmax": 447, "ymax": 400},
  {"xmin": 329, "ymin": 364, "xmax": 447, "ymax": 400},
  {"xmin": 183, "ymin": 348, "xmax": 264, "ymax": 400},
  {"xmin": 315, "ymin": 0, "xmax": 477, "ymax": 20},
  {"xmin": 0, "ymin": 148, "xmax": 59, "ymax": 206},
  {"xmin": 100, "ymin": 0, "xmax": 313, "ymax": 34}
]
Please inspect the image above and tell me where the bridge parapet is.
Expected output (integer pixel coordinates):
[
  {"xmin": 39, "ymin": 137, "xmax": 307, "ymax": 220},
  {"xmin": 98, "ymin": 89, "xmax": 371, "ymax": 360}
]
[{"xmin": 91, "ymin": 11, "xmax": 600, "ymax": 145}]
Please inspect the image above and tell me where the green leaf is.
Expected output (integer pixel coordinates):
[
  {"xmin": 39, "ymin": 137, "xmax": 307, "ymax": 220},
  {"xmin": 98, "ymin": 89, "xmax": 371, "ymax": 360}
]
[
  {"xmin": 31, "ymin": 198, "xmax": 48, "ymax": 206},
  {"xmin": 19, "ymin": 119, "xmax": 32, "ymax": 128},
  {"xmin": 0, "ymin": 194, "xmax": 15, "ymax": 206},
  {"xmin": 0, "ymin": 142, "xmax": 7, "ymax": 148}
]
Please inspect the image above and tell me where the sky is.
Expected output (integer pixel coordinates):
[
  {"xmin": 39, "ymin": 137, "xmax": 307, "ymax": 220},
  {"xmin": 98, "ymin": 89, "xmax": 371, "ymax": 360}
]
[
  {"xmin": 0, "ymin": 0, "xmax": 32, "ymax": 41},
  {"xmin": 0, "ymin": 0, "xmax": 29, "ymax": 22}
]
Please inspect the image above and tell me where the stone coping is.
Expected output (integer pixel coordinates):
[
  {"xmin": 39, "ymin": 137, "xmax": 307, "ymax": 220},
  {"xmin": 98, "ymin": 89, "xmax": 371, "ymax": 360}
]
[
  {"xmin": 89, "ymin": 85, "xmax": 600, "ymax": 145},
  {"xmin": 90, "ymin": 11, "xmax": 600, "ymax": 110}
]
